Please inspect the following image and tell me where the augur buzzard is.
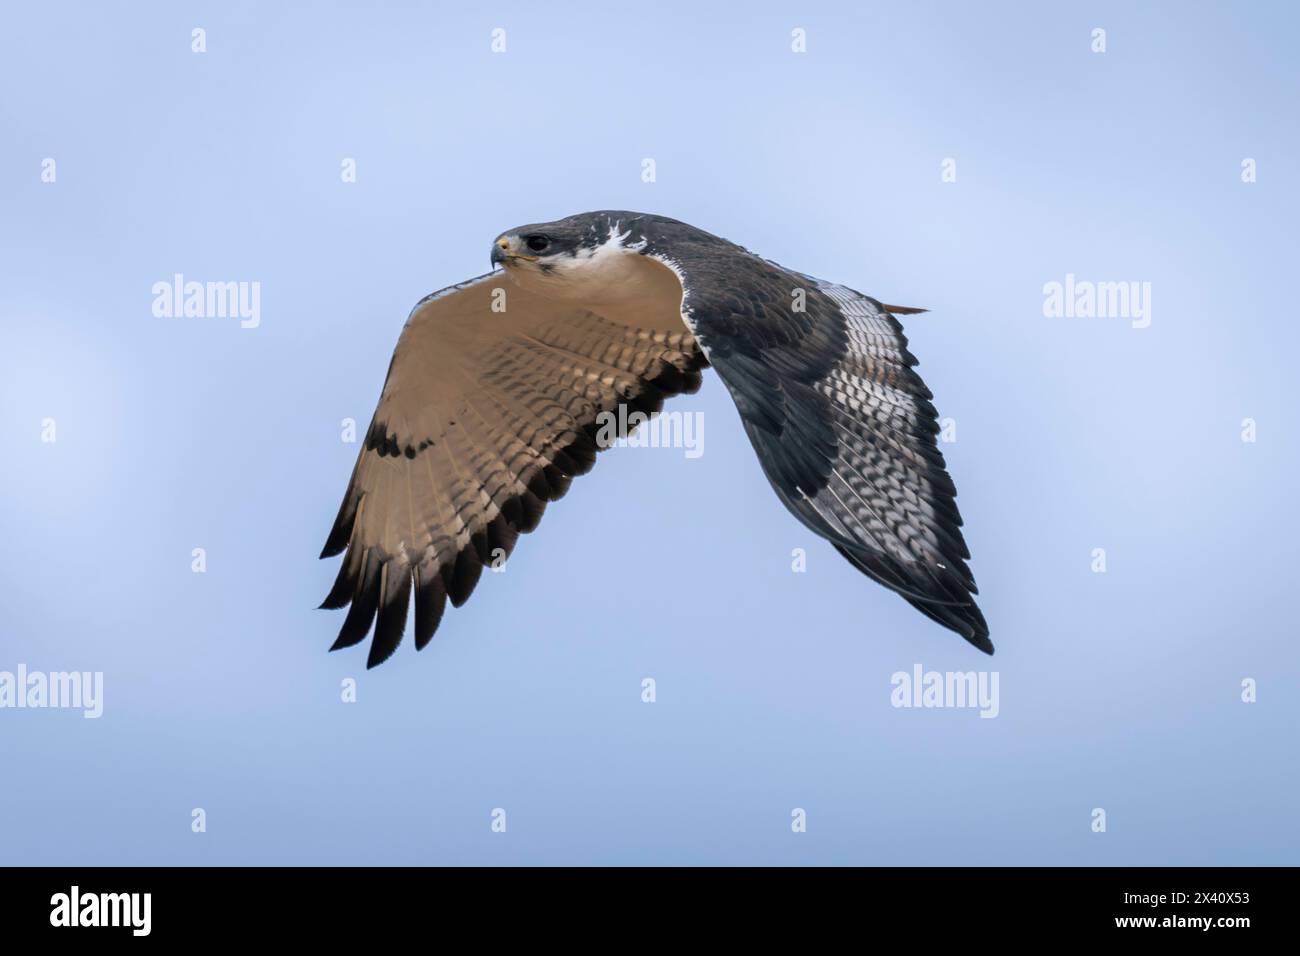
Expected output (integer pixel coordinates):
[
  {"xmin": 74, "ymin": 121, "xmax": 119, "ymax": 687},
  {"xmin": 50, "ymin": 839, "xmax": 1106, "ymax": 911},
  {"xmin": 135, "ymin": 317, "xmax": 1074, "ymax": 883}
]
[{"xmin": 320, "ymin": 211, "xmax": 990, "ymax": 667}]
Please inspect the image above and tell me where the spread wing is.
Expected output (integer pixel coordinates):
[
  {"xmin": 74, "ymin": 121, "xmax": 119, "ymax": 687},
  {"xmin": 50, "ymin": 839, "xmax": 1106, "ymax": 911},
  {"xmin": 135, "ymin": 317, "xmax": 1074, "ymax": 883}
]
[
  {"xmin": 670, "ymin": 248, "xmax": 991, "ymax": 652},
  {"xmin": 320, "ymin": 273, "xmax": 704, "ymax": 667}
]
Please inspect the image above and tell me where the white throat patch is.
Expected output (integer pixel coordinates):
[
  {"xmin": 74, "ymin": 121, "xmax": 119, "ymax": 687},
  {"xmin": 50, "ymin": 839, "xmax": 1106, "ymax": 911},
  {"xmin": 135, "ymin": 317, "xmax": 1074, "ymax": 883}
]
[{"xmin": 507, "ymin": 224, "xmax": 654, "ymax": 305}]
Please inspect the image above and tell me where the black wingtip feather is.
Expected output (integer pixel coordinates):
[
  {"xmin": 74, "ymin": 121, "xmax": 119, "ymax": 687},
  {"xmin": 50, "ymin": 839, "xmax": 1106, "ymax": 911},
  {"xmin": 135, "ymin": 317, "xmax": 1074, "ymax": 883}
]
[
  {"xmin": 443, "ymin": 547, "xmax": 483, "ymax": 608},
  {"xmin": 909, "ymin": 590, "xmax": 992, "ymax": 654},
  {"xmin": 330, "ymin": 552, "xmax": 380, "ymax": 650},
  {"xmin": 319, "ymin": 547, "xmax": 362, "ymax": 609},
  {"xmin": 320, "ymin": 493, "xmax": 359, "ymax": 559},
  {"xmin": 517, "ymin": 490, "xmax": 547, "ymax": 532},
  {"xmin": 831, "ymin": 542, "xmax": 991, "ymax": 652},
  {"xmin": 367, "ymin": 562, "xmax": 411, "ymax": 668},
  {"xmin": 413, "ymin": 565, "xmax": 447, "ymax": 650}
]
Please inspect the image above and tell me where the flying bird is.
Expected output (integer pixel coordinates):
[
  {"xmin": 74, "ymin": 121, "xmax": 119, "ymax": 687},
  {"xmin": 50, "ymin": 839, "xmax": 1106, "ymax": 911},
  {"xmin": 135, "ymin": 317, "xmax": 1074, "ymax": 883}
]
[{"xmin": 320, "ymin": 211, "xmax": 989, "ymax": 667}]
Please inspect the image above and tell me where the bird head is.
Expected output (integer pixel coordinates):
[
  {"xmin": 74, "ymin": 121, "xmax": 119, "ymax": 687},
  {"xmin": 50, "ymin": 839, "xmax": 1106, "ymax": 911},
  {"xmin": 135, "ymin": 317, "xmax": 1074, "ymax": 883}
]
[{"xmin": 489, "ymin": 212, "xmax": 659, "ymax": 303}]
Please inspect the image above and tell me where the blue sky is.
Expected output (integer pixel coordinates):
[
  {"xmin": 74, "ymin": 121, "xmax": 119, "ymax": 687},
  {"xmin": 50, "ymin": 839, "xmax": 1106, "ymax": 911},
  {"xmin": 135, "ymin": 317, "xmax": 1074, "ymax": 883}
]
[{"xmin": 1, "ymin": 1, "xmax": 1296, "ymax": 864}]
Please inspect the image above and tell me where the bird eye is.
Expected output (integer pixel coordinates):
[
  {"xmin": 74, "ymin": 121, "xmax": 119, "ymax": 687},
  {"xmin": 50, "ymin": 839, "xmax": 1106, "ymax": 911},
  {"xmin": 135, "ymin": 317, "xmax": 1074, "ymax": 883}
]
[{"xmin": 525, "ymin": 235, "xmax": 550, "ymax": 253}]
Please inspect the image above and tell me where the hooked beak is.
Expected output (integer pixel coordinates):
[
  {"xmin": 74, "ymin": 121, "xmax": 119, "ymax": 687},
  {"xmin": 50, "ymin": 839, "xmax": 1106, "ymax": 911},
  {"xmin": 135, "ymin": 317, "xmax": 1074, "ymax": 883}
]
[{"xmin": 491, "ymin": 236, "xmax": 537, "ymax": 268}]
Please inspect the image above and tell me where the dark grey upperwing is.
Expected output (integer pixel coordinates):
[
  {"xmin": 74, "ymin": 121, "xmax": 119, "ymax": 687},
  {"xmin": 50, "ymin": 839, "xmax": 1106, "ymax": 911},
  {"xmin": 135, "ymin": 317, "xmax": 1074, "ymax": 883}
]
[{"xmin": 663, "ymin": 240, "xmax": 990, "ymax": 652}]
